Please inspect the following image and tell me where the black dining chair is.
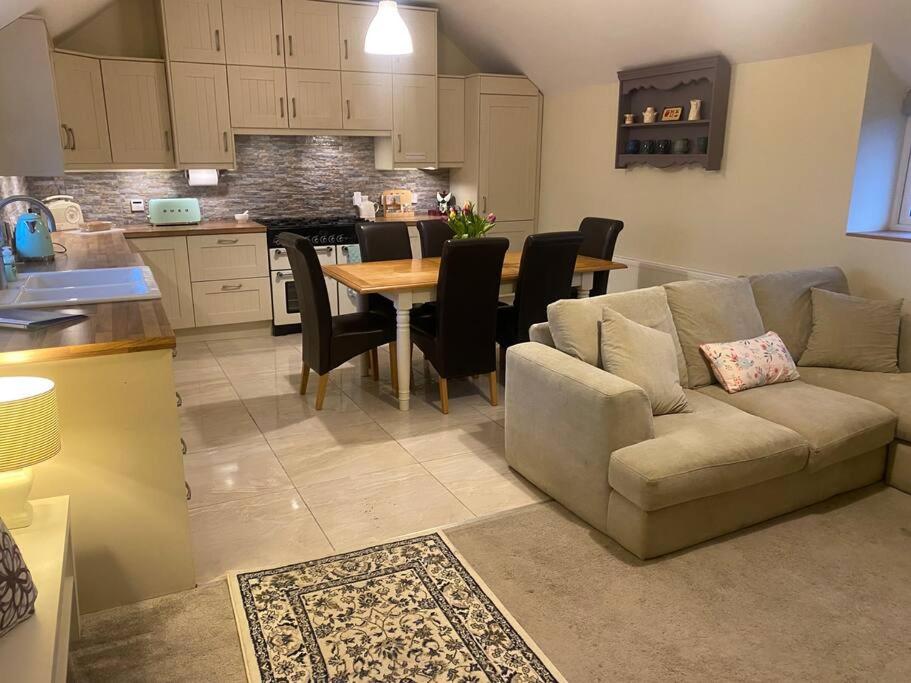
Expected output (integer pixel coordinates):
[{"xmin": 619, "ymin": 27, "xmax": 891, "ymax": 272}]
[
  {"xmin": 278, "ymin": 233, "xmax": 397, "ymax": 410},
  {"xmin": 410, "ymin": 238, "xmax": 509, "ymax": 414},
  {"xmin": 416, "ymin": 219, "xmax": 452, "ymax": 258},
  {"xmin": 496, "ymin": 232, "xmax": 584, "ymax": 369},
  {"xmin": 578, "ymin": 217, "xmax": 624, "ymax": 296}
]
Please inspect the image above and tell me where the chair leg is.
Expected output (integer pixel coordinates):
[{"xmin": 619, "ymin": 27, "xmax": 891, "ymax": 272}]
[
  {"xmin": 488, "ymin": 371, "xmax": 498, "ymax": 407},
  {"xmin": 300, "ymin": 362, "xmax": 310, "ymax": 395},
  {"xmin": 389, "ymin": 342, "xmax": 398, "ymax": 393},
  {"xmin": 315, "ymin": 374, "xmax": 330, "ymax": 410},
  {"xmin": 370, "ymin": 348, "xmax": 379, "ymax": 381},
  {"xmin": 438, "ymin": 378, "xmax": 449, "ymax": 414}
]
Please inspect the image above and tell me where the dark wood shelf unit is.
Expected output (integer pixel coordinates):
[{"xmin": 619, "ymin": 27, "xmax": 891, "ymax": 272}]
[{"xmin": 615, "ymin": 55, "xmax": 731, "ymax": 171}]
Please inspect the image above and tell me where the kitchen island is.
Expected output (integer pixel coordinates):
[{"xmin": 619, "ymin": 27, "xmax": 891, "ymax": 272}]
[{"xmin": 0, "ymin": 230, "xmax": 195, "ymax": 613}]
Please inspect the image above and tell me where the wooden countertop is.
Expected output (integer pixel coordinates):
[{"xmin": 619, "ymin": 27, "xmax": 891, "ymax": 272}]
[
  {"xmin": 371, "ymin": 214, "xmax": 445, "ymax": 226},
  {"xmin": 122, "ymin": 219, "xmax": 266, "ymax": 238},
  {"xmin": 0, "ymin": 231, "xmax": 175, "ymax": 366}
]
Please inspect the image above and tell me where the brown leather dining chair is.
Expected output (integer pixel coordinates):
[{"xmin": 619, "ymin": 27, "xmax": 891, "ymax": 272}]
[
  {"xmin": 578, "ymin": 217, "xmax": 624, "ymax": 296},
  {"xmin": 416, "ymin": 219, "xmax": 452, "ymax": 258},
  {"xmin": 410, "ymin": 238, "xmax": 509, "ymax": 414},
  {"xmin": 278, "ymin": 233, "xmax": 396, "ymax": 410}
]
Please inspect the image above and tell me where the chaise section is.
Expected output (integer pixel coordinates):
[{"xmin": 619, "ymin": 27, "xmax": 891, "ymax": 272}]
[
  {"xmin": 608, "ymin": 392, "xmax": 809, "ymax": 511},
  {"xmin": 505, "ymin": 342, "xmax": 655, "ymax": 533},
  {"xmin": 699, "ymin": 381, "xmax": 896, "ymax": 472}
]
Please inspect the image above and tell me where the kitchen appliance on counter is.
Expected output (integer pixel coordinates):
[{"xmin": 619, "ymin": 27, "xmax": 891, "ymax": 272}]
[
  {"xmin": 357, "ymin": 198, "xmax": 378, "ymax": 220},
  {"xmin": 14, "ymin": 212, "xmax": 55, "ymax": 261},
  {"xmin": 148, "ymin": 198, "xmax": 201, "ymax": 226},
  {"xmin": 43, "ymin": 195, "xmax": 84, "ymax": 230},
  {"xmin": 263, "ymin": 216, "xmax": 361, "ymax": 335},
  {"xmin": 379, "ymin": 188, "xmax": 414, "ymax": 218}
]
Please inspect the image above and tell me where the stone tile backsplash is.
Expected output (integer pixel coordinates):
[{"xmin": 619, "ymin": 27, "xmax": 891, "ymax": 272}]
[{"xmin": 25, "ymin": 136, "xmax": 451, "ymax": 224}]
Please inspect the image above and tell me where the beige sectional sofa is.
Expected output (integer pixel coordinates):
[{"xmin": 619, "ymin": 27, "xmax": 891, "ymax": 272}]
[{"xmin": 505, "ymin": 267, "xmax": 911, "ymax": 559}]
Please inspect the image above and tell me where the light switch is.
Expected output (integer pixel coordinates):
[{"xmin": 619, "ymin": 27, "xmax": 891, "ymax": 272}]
[{"xmin": 130, "ymin": 199, "xmax": 145, "ymax": 213}]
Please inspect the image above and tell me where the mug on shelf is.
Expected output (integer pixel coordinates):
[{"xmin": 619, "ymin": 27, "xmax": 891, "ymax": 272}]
[
  {"xmin": 640, "ymin": 140, "xmax": 655, "ymax": 154},
  {"xmin": 672, "ymin": 138, "xmax": 691, "ymax": 154},
  {"xmin": 696, "ymin": 136, "xmax": 709, "ymax": 154},
  {"xmin": 655, "ymin": 139, "xmax": 672, "ymax": 154},
  {"xmin": 625, "ymin": 139, "xmax": 641, "ymax": 154}
]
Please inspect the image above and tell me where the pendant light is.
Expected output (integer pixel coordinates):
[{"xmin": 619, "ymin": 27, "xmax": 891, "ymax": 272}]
[{"xmin": 364, "ymin": 1, "xmax": 413, "ymax": 55}]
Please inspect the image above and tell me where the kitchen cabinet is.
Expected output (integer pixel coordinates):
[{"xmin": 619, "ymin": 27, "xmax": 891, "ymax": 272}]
[
  {"xmin": 227, "ymin": 66, "xmax": 288, "ymax": 128},
  {"xmin": 283, "ymin": 0, "xmax": 340, "ymax": 70},
  {"xmin": 437, "ymin": 76, "xmax": 464, "ymax": 166},
  {"xmin": 101, "ymin": 60, "xmax": 174, "ymax": 166},
  {"xmin": 338, "ymin": 3, "xmax": 391, "ymax": 73},
  {"xmin": 221, "ymin": 0, "xmax": 285, "ymax": 67},
  {"xmin": 192, "ymin": 277, "xmax": 272, "ymax": 326},
  {"xmin": 488, "ymin": 220, "xmax": 534, "ymax": 251},
  {"xmin": 393, "ymin": 8, "xmax": 437, "ymax": 76},
  {"xmin": 131, "ymin": 236, "xmax": 196, "ymax": 329},
  {"xmin": 169, "ymin": 61, "xmax": 235, "ymax": 166},
  {"xmin": 161, "ymin": 0, "xmax": 225, "ymax": 64},
  {"xmin": 392, "ymin": 74, "xmax": 436, "ymax": 165},
  {"xmin": 341, "ymin": 71, "xmax": 392, "ymax": 131},
  {"xmin": 286, "ymin": 68, "xmax": 343, "ymax": 129},
  {"xmin": 187, "ymin": 233, "xmax": 269, "ymax": 282},
  {"xmin": 54, "ymin": 52, "xmax": 112, "ymax": 166}
]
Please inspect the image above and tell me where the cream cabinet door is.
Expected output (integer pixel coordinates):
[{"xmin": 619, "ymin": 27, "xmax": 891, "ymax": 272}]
[
  {"xmin": 131, "ymin": 236, "xmax": 196, "ymax": 329},
  {"xmin": 287, "ymin": 69, "xmax": 342, "ymax": 129},
  {"xmin": 338, "ymin": 3, "xmax": 391, "ymax": 73},
  {"xmin": 438, "ymin": 76, "xmax": 464, "ymax": 165},
  {"xmin": 169, "ymin": 62, "xmax": 234, "ymax": 165},
  {"xmin": 187, "ymin": 233, "xmax": 269, "ymax": 282},
  {"xmin": 393, "ymin": 8, "xmax": 436, "ymax": 75},
  {"xmin": 283, "ymin": 0, "xmax": 340, "ymax": 70},
  {"xmin": 227, "ymin": 66, "xmax": 288, "ymax": 128},
  {"xmin": 161, "ymin": 0, "xmax": 225, "ymax": 64},
  {"xmin": 341, "ymin": 72, "xmax": 392, "ymax": 131},
  {"xmin": 54, "ymin": 53, "xmax": 112, "ymax": 165},
  {"xmin": 393, "ymin": 75, "xmax": 436, "ymax": 165},
  {"xmin": 101, "ymin": 60, "xmax": 173, "ymax": 166},
  {"xmin": 222, "ymin": 0, "xmax": 284, "ymax": 67},
  {"xmin": 488, "ymin": 220, "xmax": 534, "ymax": 252},
  {"xmin": 192, "ymin": 277, "xmax": 272, "ymax": 326},
  {"xmin": 478, "ymin": 94, "xmax": 540, "ymax": 222}
]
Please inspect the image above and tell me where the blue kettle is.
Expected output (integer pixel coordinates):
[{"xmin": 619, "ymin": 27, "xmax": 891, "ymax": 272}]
[{"xmin": 14, "ymin": 212, "xmax": 55, "ymax": 261}]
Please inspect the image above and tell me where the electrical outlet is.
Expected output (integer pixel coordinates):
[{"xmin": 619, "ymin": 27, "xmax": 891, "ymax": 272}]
[{"xmin": 130, "ymin": 199, "xmax": 145, "ymax": 213}]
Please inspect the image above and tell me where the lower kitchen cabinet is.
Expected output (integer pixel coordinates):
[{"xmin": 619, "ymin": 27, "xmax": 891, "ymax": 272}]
[
  {"xmin": 131, "ymin": 236, "xmax": 196, "ymax": 329},
  {"xmin": 192, "ymin": 277, "xmax": 272, "ymax": 326}
]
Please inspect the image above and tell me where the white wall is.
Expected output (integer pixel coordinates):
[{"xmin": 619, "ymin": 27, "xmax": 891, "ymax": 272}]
[{"xmin": 539, "ymin": 44, "xmax": 911, "ymax": 308}]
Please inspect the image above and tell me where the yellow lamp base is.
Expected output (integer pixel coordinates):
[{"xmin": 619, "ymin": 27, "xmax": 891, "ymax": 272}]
[{"xmin": 0, "ymin": 468, "xmax": 34, "ymax": 529}]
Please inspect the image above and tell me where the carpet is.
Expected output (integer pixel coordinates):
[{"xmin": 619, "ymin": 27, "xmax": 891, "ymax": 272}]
[{"xmin": 228, "ymin": 532, "xmax": 565, "ymax": 683}]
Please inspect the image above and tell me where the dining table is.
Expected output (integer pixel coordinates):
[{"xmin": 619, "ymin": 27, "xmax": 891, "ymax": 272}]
[{"xmin": 322, "ymin": 251, "xmax": 626, "ymax": 410}]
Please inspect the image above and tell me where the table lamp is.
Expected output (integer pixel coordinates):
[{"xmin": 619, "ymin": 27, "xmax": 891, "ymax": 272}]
[{"xmin": 0, "ymin": 377, "xmax": 61, "ymax": 529}]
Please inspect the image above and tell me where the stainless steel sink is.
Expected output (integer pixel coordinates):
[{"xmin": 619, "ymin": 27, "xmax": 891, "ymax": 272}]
[{"xmin": 0, "ymin": 267, "xmax": 161, "ymax": 309}]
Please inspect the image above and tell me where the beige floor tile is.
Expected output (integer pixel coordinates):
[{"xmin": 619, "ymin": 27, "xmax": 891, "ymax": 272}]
[
  {"xmin": 189, "ymin": 490, "xmax": 333, "ymax": 582},
  {"xmin": 423, "ymin": 449, "xmax": 549, "ymax": 516},
  {"xmin": 227, "ymin": 369, "xmax": 306, "ymax": 400},
  {"xmin": 268, "ymin": 423, "xmax": 417, "ymax": 488},
  {"xmin": 180, "ymin": 402, "xmax": 262, "ymax": 452},
  {"xmin": 395, "ymin": 419, "xmax": 506, "ymax": 462},
  {"xmin": 206, "ymin": 336, "xmax": 294, "ymax": 356},
  {"xmin": 298, "ymin": 463, "xmax": 474, "ymax": 550},
  {"xmin": 243, "ymin": 389, "xmax": 374, "ymax": 440},
  {"xmin": 175, "ymin": 376, "xmax": 239, "ymax": 408},
  {"xmin": 184, "ymin": 436, "xmax": 294, "ymax": 510},
  {"xmin": 215, "ymin": 347, "xmax": 303, "ymax": 380}
]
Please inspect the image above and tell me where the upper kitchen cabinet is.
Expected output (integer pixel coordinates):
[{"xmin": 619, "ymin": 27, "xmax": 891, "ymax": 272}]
[
  {"xmin": 222, "ymin": 0, "xmax": 285, "ymax": 67},
  {"xmin": 338, "ymin": 3, "xmax": 392, "ymax": 73},
  {"xmin": 101, "ymin": 60, "xmax": 174, "ymax": 167},
  {"xmin": 161, "ymin": 0, "xmax": 226, "ymax": 64},
  {"xmin": 342, "ymin": 71, "xmax": 392, "ymax": 131},
  {"xmin": 54, "ymin": 52, "xmax": 113, "ymax": 167},
  {"xmin": 393, "ymin": 8, "xmax": 437, "ymax": 76},
  {"xmin": 438, "ymin": 76, "xmax": 465, "ymax": 167},
  {"xmin": 228, "ymin": 65, "xmax": 288, "ymax": 128},
  {"xmin": 287, "ymin": 68, "xmax": 343, "ymax": 129},
  {"xmin": 387, "ymin": 74, "xmax": 436, "ymax": 166},
  {"xmin": 169, "ymin": 62, "xmax": 235, "ymax": 167},
  {"xmin": 284, "ymin": 0, "xmax": 341, "ymax": 70}
]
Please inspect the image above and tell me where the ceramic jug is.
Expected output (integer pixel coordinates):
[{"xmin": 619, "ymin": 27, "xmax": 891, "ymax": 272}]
[
  {"xmin": 642, "ymin": 107, "xmax": 657, "ymax": 124},
  {"xmin": 688, "ymin": 99, "xmax": 702, "ymax": 121}
]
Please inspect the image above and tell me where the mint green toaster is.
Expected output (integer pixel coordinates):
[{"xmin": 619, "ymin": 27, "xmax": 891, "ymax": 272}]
[{"xmin": 148, "ymin": 198, "xmax": 201, "ymax": 226}]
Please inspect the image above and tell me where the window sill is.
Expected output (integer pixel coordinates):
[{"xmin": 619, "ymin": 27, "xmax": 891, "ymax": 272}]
[{"xmin": 846, "ymin": 230, "xmax": 911, "ymax": 243}]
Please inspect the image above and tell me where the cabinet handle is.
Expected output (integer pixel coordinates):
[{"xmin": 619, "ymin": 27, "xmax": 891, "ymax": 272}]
[
  {"xmin": 164, "ymin": 130, "xmax": 171, "ymax": 151},
  {"xmin": 180, "ymin": 437, "xmax": 187, "ymax": 455},
  {"xmin": 276, "ymin": 34, "xmax": 281, "ymax": 55},
  {"xmin": 346, "ymin": 99, "xmax": 351, "ymax": 120},
  {"xmin": 215, "ymin": 28, "xmax": 221, "ymax": 52},
  {"xmin": 398, "ymin": 133, "xmax": 402, "ymax": 153},
  {"xmin": 185, "ymin": 481, "xmax": 192, "ymax": 501},
  {"xmin": 482, "ymin": 196, "xmax": 487, "ymax": 212},
  {"xmin": 221, "ymin": 283, "xmax": 243, "ymax": 291},
  {"xmin": 223, "ymin": 131, "xmax": 229, "ymax": 152},
  {"xmin": 343, "ymin": 39, "xmax": 348, "ymax": 60},
  {"xmin": 60, "ymin": 124, "xmax": 70, "ymax": 150},
  {"xmin": 279, "ymin": 96, "xmax": 285, "ymax": 118},
  {"xmin": 69, "ymin": 126, "xmax": 77, "ymax": 150},
  {"xmin": 176, "ymin": 391, "xmax": 183, "ymax": 407},
  {"xmin": 217, "ymin": 238, "xmax": 239, "ymax": 244},
  {"xmin": 288, "ymin": 35, "xmax": 293, "ymax": 57},
  {"xmin": 291, "ymin": 97, "xmax": 297, "ymax": 119}
]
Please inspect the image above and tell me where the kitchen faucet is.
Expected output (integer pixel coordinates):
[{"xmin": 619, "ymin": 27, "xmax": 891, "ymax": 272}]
[{"xmin": 0, "ymin": 195, "xmax": 58, "ymax": 290}]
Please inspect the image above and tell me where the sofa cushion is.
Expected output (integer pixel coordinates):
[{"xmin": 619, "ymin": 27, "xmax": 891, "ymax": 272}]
[
  {"xmin": 698, "ymin": 381, "xmax": 896, "ymax": 472},
  {"xmin": 797, "ymin": 366, "xmax": 911, "ymax": 441},
  {"xmin": 748, "ymin": 266, "xmax": 849, "ymax": 361},
  {"xmin": 664, "ymin": 278, "xmax": 765, "ymax": 389},
  {"xmin": 609, "ymin": 391, "xmax": 808, "ymax": 511},
  {"xmin": 700, "ymin": 331, "xmax": 799, "ymax": 393},
  {"xmin": 547, "ymin": 286, "xmax": 687, "ymax": 384}
]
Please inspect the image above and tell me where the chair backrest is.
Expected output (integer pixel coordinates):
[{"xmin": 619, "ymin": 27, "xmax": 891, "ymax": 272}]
[
  {"xmin": 277, "ymin": 232, "xmax": 332, "ymax": 373},
  {"xmin": 416, "ymin": 219, "xmax": 452, "ymax": 258},
  {"xmin": 579, "ymin": 217, "xmax": 624, "ymax": 296},
  {"xmin": 435, "ymin": 237, "xmax": 509, "ymax": 377},
  {"xmin": 512, "ymin": 232, "xmax": 584, "ymax": 343},
  {"xmin": 356, "ymin": 222, "xmax": 411, "ymax": 262}
]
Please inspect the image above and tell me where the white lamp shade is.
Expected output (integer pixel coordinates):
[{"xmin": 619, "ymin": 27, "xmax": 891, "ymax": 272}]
[
  {"xmin": 364, "ymin": 1, "xmax": 413, "ymax": 56},
  {"xmin": 0, "ymin": 377, "xmax": 60, "ymax": 472}
]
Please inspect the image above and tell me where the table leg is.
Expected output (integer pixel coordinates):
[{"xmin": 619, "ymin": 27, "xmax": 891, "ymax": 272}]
[
  {"xmin": 357, "ymin": 293, "xmax": 371, "ymax": 376},
  {"xmin": 395, "ymin": 293, "xmax": 413, "ymax": 410},
  {"xmin": 578, "ymin": 272, "xmax": 594, "ymax": 299}
]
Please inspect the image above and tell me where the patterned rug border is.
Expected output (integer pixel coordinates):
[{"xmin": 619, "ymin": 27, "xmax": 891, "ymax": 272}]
[{"xmin": 227, "ymin": 530, "xmax": 567, "ymax": 683}]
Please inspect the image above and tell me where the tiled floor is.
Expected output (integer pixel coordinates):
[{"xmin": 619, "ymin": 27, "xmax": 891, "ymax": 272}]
[{"xmin": 177, "ymin": 333, "xmax": 547, "ymax": 581}]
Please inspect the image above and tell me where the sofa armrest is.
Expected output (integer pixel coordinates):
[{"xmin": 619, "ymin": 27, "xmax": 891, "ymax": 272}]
[
  {"xmin": 505, "ymin": 342, "xmax": 654, "ymax": 533},
  {"xmin": 528, "ymin": 322, "xmax": 555, "ymax": 347},
  {"xmin": 900, "ymin": 314, "xmax": 911, "ymax": 373}
]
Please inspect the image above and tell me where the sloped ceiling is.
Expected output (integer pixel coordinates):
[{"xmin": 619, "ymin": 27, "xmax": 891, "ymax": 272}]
[{"xmin": 1, "ymin": 0, "xmax": 110, "ymax": 35}]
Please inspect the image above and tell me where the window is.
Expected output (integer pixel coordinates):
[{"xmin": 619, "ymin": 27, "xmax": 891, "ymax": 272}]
[{"xmin": 894, "ymin": 118, "xmax": 911, "ymax": 229}]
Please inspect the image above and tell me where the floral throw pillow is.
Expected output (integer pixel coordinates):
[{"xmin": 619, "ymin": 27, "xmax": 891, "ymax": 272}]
[
  {"xmin": 699, "ymin": 331, "xmax": 799, "ymax": 393},
  {"xmin": 0, "ymin": 517, "xmax": 38, "ymax": 638}
]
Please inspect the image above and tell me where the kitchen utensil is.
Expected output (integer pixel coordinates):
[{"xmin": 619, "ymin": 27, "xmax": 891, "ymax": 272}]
[
  {"xmin": 148, "ymin": 198, "xmax": 201, "ymax": 226},
  {"xmin": 43, "ymin": 195, "xmax": 84, "ymax": 230},
  {"xmin": 14, "ymin": 212, "xmax": 55, "ymax": 261},
  {"xmin": 235, "ymin": 211, "xmax": 250, "ymax": 222}
]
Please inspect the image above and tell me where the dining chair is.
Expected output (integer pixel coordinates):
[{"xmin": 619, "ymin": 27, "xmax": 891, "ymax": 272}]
[
  {"xmin": 278, "ymin": 233, "xmax": 396, "ymax": 410},
  {"xmin": 416, "ymin": 219, "xmax": 452, "ymax": 258},
  {"xmin": 578, "ymin": 217, "xmax": 624, "ymax": 296},
  {"xmin": 410, "ymin": 237, "xmax": 509, "ymax": 414},
  {"xmin": 496, "ymin": 231, "xmax": 584, "ymax": 369}
]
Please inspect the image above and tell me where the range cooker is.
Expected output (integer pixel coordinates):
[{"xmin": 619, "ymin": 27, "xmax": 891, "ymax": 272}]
[{"xmin": 261, "ymin": 216, "xmax": 362, "ymax": 335}]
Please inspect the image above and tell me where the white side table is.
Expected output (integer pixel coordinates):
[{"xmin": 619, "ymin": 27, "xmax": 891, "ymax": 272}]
[{"xmin": 0, "ymin": 496, "xmax": 80, "ymax": 682}]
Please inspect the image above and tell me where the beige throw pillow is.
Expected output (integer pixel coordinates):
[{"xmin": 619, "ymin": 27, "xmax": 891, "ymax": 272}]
[
  {"xmin": 600, "ymin": 308, "xmax": 690, "ymax": 415},
  {"xmin": 798, "ymin": 288, "xmax": 903, "ymax": 373}
]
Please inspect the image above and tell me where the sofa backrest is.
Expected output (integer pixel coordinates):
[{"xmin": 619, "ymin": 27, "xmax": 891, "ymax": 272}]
[{"xmin": 748, "ymin": 266, "xmax": 849, "ymax": 361}]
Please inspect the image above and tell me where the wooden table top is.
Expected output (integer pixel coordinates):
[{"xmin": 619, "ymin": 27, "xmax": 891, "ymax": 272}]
[
  {"xmin": 323, "ymin": 252, "xmax": 626, "ymax": 294},
  {"xmin": 122, "ymin": 219, "xmax": 266, "ymax": 239},
  {"xmin": 0, "ymin": 231, "xmax": 175, "ymax": 366}
]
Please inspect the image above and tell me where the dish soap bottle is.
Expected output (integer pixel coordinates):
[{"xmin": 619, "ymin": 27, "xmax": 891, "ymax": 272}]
[{"xmin": 2, "ymin": 246, "xmax": 17, "ymax": 282}]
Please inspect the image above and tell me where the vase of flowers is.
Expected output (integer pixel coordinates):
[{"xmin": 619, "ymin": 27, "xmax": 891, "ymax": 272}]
[{"xmin": 446, "ymin": 202, "xmax": 496, "ymax": 239}]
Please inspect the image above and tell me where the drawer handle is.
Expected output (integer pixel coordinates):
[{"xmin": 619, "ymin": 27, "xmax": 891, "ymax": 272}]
[
  {"xmin": 317, "ymin": 246, "xmax": 332, "ymax": 254},
  {"xmin": 276, "ymin": 34, "xmax": 281, "ymax": 56},
  {"xmin": 221, "ymin": 283, "xmax": 244, "ymax": 291},
  {"xmin": 279, "ymin": 96, "xmax": 285, "ymax": 119},
  {"xmin": 276, "ymin": 271, "xmax": 294, "ymax": 281},
  {"xmin": 288, "ymin": 35, "xmax": 293, "ymax": 57},
  {"xmin": 217, "ymin": 238, "xmax": 238, "ymax": 245}
]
